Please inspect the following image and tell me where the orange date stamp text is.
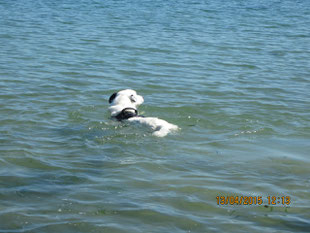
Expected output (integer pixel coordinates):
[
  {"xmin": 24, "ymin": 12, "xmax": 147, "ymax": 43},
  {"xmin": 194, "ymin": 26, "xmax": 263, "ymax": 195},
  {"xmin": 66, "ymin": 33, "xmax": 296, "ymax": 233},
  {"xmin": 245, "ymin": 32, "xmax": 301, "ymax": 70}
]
[{"xmin": 216, "ymin": 196, "xmax": 291, "ymax": 206}]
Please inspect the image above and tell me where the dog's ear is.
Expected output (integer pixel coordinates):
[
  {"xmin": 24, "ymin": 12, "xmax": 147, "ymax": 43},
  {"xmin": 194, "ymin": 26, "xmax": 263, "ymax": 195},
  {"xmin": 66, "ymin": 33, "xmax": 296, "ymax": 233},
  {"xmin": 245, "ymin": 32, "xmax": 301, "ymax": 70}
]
[{"xmin": 109, "ymin": 92, "xmax": 118, "ymax": 104}]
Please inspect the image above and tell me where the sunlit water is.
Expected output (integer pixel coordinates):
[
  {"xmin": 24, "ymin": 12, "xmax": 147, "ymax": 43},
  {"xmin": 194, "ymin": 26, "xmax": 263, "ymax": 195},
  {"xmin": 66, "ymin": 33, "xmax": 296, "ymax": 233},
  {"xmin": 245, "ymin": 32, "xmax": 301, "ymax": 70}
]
[{"xmin": 1, "ymin": 0, "xmax": 310, "ymax": 232}]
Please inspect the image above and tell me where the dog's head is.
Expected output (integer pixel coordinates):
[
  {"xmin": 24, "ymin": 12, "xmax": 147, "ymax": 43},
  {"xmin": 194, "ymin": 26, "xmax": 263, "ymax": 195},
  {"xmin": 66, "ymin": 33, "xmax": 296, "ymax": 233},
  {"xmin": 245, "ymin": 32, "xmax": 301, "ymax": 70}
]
[{"xmin": 108, "ymin": 89, "xmax": 144, "ymax": 120}]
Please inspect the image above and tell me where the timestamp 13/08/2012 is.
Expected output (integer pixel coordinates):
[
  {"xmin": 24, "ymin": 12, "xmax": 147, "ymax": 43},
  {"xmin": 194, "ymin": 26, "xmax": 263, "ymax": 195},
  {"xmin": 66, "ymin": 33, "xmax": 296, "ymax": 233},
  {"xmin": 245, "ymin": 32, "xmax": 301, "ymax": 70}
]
[{"xmin": 216, "ymin": 196, "xmax": 291, "ymax": 206}]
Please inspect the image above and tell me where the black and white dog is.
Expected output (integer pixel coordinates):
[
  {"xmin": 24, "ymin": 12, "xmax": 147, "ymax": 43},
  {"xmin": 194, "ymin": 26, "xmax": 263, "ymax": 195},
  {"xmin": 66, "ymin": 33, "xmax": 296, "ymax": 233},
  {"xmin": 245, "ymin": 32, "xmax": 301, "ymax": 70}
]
[{"xmin": 108, "ymin": 89, "xmax": 179, "ymax": 137}]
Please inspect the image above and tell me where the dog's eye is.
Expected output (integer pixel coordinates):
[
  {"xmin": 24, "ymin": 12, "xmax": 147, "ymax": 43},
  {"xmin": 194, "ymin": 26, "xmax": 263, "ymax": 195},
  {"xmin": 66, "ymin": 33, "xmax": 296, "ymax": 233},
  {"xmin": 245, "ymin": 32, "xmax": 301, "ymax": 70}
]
[{"xmin": 130, "ymin": 95, "xmax": 137, "ymax": 103}]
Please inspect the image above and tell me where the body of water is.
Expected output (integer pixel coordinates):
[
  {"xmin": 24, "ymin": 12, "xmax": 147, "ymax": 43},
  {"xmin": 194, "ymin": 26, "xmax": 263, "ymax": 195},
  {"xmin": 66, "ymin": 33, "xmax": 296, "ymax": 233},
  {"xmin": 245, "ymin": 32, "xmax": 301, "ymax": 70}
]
[{"xmin": 0, "ymin": 0, "xmax": 310, "ymax": 232}]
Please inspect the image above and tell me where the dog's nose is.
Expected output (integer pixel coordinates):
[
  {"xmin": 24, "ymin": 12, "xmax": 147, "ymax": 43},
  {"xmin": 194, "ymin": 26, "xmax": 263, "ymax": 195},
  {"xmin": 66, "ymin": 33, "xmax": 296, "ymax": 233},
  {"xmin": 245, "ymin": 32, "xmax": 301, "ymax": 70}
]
[{"xmin": 138, "ymin": 96, "xmax": 144, "ymax": 104}]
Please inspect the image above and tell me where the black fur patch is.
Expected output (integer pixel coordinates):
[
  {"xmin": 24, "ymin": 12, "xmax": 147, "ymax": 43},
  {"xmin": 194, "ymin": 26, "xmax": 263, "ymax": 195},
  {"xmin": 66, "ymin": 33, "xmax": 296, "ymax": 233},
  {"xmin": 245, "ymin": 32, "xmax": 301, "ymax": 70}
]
[{"xmin": 109, "ymin": 92, "xmax": 118, "ymax": 104}]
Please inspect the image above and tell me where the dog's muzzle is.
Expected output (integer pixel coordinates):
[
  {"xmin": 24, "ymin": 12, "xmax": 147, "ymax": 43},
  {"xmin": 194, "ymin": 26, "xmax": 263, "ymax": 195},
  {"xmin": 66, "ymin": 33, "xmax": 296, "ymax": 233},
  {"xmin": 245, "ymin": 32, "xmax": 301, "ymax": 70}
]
[{"xmin": 114, "ymin": 107, "xmax": 138, "ymax": 121}]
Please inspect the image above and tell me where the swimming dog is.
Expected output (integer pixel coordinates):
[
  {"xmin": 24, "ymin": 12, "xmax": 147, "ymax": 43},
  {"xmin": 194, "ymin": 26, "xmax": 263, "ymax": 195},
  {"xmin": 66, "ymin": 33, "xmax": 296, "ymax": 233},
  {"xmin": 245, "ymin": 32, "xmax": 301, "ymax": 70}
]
[{"xmin": 108, "ymin": 89, "xmax": 179, "ymax": 137}]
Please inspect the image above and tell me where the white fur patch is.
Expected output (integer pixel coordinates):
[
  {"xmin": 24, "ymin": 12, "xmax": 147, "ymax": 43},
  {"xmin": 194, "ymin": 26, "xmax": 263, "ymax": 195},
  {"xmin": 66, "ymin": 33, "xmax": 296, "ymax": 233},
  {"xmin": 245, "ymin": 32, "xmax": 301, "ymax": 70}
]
[
  {"xmin": 108, "ymin": 89, "xmax": 144, "ymax": 117},
  {"xmin": 128, "ymin": 116, "xmax": 179, "ymax": 137}
]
